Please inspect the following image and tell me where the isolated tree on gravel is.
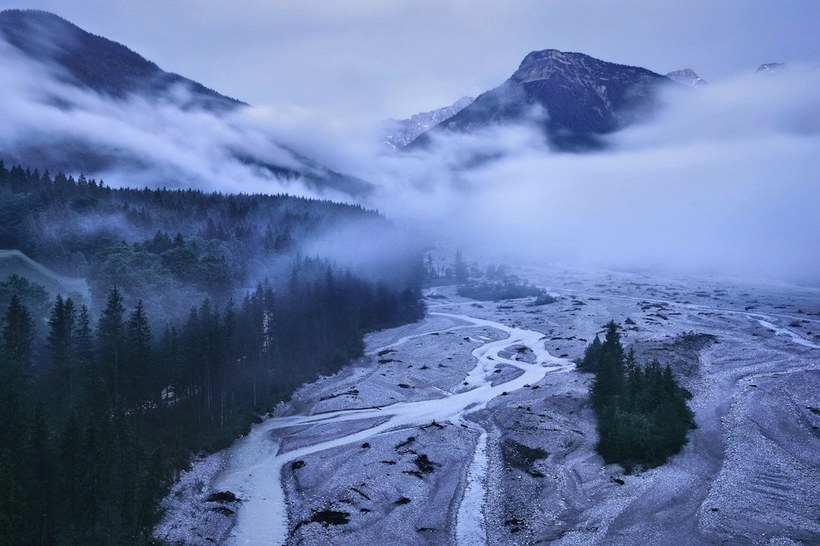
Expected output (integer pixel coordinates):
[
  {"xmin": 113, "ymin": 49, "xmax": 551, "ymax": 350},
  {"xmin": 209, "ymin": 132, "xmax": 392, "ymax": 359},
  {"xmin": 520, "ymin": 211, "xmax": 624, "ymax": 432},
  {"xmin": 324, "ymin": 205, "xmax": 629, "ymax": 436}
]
[{"xmin": 582, "ymin": 320, "xmax": 694, "ymax": 470}]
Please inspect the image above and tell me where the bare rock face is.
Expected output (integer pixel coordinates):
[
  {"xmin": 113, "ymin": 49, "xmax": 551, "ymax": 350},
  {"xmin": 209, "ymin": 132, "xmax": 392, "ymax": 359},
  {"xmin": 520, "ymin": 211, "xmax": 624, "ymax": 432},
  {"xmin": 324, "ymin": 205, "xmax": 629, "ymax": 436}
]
[
  {"xmin": 666, "ymin": 68, "xmax": 707, "ymax": 87},
  {"xmin": 384, "ymin": 96, "xmax": 475, "ymax": 149},
  {"xmin": 757, "ymin": 62, "xmax": 786, "ymax": 72}
]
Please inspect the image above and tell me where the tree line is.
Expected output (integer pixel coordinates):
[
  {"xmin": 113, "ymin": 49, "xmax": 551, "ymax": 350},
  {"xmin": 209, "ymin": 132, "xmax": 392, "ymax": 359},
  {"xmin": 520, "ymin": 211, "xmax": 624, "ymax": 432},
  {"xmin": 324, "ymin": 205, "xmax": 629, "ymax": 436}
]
[{"xmin": 578, "ymin": 321, "xmax": 695, "ymax": 471}]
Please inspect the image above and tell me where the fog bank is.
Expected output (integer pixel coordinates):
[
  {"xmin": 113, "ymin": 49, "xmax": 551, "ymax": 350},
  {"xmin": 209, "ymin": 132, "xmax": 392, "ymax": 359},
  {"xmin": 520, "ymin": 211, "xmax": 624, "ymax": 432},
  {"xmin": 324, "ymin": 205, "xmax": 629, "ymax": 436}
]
[
  {"xmin": 3, "ymin": 29, "xmax": 818, "ymax": 285},
  {"xmin": 355, "ymin": 68, "xmax": 820, "ymax": 285}
]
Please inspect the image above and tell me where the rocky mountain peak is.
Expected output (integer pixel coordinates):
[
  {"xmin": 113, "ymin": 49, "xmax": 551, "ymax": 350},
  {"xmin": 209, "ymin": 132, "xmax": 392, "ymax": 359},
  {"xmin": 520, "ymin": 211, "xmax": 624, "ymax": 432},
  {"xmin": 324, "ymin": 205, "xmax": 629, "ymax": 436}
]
[
  {"xmin": 756, "ymin": 62, "xmax": 785, "ymax": 72},
  {"xmin": 516, "ymin": 48, "xmax": 573, "ymax": 67},
  {"xmin": 512, "ymin": 49, "xmax": 599, "ymax": 84},
  {"xmin": 384, "ymin": 96, "xmax": 475, "ymax": 149},
  {"xmin": 666, "ymin": 68, "xmax": 707, "ymax": 87}
]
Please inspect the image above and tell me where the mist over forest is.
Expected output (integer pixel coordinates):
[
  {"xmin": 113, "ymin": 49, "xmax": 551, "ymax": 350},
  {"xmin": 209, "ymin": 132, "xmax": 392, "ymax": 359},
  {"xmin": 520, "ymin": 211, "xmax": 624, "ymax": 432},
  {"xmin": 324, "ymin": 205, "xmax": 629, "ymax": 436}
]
[
  {"xmin": 0, "ymin": 13, "xmax": 431, "ymax": 541},
  {"xmin": 2, "ymin": 23, "xmax": 818, "ymax": 285}
]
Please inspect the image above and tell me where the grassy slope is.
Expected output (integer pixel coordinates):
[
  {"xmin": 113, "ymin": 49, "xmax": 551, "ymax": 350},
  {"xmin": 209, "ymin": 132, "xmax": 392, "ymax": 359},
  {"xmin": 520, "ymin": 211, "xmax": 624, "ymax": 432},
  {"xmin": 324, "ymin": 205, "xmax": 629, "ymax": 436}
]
[{"xmin": 0, "ymin": 249, "xmax": 89, "ymax": 301}]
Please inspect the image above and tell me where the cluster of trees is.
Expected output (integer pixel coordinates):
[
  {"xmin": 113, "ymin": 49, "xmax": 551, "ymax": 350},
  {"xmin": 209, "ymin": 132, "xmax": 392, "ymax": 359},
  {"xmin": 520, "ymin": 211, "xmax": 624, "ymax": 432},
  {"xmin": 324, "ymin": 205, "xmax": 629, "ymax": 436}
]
[
  {"xmin": 87, "ymin": 235, "xmax": 235, "ymax": 317},
  {"xmin": 0, "ymin": 274, "xmax": 50, "ymax": 329},
  {"xmin": 457, "ymin": 282, "xmax": 550, "ymax": 303},
  {"xmin": 578, "ymin": 321, "xmax": 695, "ymax": 470},
  {"xmin": 423, "ymin": 250, "xmax": 469, "ymax": 285}
]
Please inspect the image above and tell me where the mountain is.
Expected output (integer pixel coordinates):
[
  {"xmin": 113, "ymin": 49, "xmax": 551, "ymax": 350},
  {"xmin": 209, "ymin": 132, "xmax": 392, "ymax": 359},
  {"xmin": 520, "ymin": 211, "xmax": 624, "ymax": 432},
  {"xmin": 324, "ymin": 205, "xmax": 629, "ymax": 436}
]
[
  {"xmin": 407, "ymin": 49, "xmax": 672, "ymax": 150},
  {"xmin": 666, "ymin": 68, "xmax": 707, "ymax": 87},
  {"xmin": 0, "ymin": 9, "xmax": 241, "ymax": 110},
  {"xmin": 0, "ymin": 9, "xmax": 370, "ymax": 196},
  {"xmin": 383, "ymin": 96, "xmax": 474, "ymax": 149}
]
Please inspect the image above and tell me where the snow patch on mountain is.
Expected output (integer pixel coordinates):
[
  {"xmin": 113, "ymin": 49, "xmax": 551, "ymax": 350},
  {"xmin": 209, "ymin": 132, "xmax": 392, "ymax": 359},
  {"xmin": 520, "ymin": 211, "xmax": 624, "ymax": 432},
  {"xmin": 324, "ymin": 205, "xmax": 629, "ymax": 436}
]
[{"xmin": 383, "ymin": 96, "xmax": 474, "ymax": 149}]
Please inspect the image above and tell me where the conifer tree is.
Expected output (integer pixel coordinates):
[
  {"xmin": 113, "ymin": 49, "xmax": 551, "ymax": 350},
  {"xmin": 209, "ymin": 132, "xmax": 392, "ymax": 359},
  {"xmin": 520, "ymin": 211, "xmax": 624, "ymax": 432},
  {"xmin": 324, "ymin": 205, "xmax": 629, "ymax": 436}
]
[
  {"xmin": 73, "ymin": 304, "xmax": 95, "ymax": 402},
  {"xmin": 0, "ymin": 296, "xmax": 34, "ymax": 544},
  {"xmin": 25, "ymin": 403, "xmax": 53, "ymax": 544},
  {"xmin": 590, "ymin": 321, "xmax": 625, "ymax": 409},
  {"xmin": 125, "ymin": 300, "xmax": 152, "ymax": 406},
  {"xmin": 2, "ymin": 294, "xmax": 33, "ymax": 372},
  {"xmin": 453, "ymin": 250, "xmax": 468, "ymax": 283},
  {"xmin": 48, "ymin": 294, "xmax": 77, "ymax": 397},
  {"xmin": 1, "ymin": 295, "xmax": 33, "ymax": 445},
  {"xmin": 97, "ymin": 287, "xmax": 125, "ymax": 404},
  {"xmin": 578, "ymin": 334, "xmax": 602, "ymax": 371},
  {"xmin": 57, "ymin": 411, "xmax": 81, "ymax": 537},
  {"xmin": 0, "ymin": 449, "xmax": 25, "ymax": 545}
]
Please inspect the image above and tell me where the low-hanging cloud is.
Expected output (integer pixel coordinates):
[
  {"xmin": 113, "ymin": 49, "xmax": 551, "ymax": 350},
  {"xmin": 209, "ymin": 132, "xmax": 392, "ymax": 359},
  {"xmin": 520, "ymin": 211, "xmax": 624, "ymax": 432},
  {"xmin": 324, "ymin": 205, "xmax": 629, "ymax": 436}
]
[
  {"xmin": 345, "ymin": 67, "xmax": 820, "ymax": 285},
  {"xmin": 3, "ymin": 29, "xmax": 819, "ymax": 285},
  {"xmin": 0, "ymin": 38, "xmax": 358, "ymax": 202}
]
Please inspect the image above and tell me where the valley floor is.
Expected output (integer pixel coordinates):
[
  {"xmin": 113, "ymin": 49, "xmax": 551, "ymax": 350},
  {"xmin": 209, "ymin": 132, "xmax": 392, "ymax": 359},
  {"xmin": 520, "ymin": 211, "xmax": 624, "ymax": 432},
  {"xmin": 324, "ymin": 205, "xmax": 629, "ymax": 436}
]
[{"xmin": 155, "ymin": 265, "xmax": 820, "ymax": 545}]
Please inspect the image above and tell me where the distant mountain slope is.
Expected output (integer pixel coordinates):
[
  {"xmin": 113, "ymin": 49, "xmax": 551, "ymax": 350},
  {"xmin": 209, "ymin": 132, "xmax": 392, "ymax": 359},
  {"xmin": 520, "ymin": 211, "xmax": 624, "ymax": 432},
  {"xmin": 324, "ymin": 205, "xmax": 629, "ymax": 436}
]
[
  {"xmin": 383, "ymin": 96, "xmax": 474, "ymax": 149},
  {"xmin": 408, "ymin": 49, "xmax": 672, "ymax": 150},
  {"xmin": 0, "ymin": 9, "xmax": 241, "ymax": 110},
  {"xmin": 0, "ymin": 9, "xmax": 370, "ymax": 197}
]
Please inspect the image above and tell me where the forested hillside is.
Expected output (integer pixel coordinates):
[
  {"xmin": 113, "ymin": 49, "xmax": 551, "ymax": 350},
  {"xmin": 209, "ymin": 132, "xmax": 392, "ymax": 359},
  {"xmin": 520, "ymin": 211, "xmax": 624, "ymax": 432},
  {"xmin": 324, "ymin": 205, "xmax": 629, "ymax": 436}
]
[
  {"xmin": 0, "ymin": 161, "xmax": 423, "ymax": 316},
  {"xmin": 0, "ymin": 160, "xmax": 426, "ymax": 545}
]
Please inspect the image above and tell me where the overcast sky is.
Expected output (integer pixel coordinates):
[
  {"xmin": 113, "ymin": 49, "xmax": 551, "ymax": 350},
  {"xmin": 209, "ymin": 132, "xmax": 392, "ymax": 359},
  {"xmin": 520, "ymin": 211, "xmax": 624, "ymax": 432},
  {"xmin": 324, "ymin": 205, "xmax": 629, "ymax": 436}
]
[{"xmin": 2, "ymin": 0, "xmax": 820, "ymax": 124}]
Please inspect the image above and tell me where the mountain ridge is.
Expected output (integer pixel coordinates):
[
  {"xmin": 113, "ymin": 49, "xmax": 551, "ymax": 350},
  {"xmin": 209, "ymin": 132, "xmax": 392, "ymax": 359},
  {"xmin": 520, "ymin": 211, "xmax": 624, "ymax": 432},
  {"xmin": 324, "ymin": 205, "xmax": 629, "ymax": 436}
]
[
  {"xmin": 0, "ymin": 9, "xmax": 370, "ymax": 197},
  {"xmin": 407, "ymin": 48, "xmax": 673, "ymax": 150},
  {"xmin": 0, "ymin": 9, "xmax": 242, "ymax": 110}
]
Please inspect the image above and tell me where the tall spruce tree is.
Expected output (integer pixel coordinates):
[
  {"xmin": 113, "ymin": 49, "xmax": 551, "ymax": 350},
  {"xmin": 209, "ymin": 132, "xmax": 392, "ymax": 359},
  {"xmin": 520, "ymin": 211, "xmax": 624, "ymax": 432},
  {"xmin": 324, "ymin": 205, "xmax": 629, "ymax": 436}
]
[
  {"xmin": 73, "ymin": 304, "xmax": 95, "ymax": 402},
  {"xmin": 124, "ymin": 300, "xmax": 152, "ymax": 406},
  {"xmin": 2, "ymin": 294, "xmax": 33, "ymax": 372},
  {"xmin": 1, "ymin": 295, "xmax": 33, "ymax": 444},
  {"xmin": 97, "ymin": 287, "xmax": 126, "ymax": 404},
  {"xmin": 577, "ymin": 334, "xmax": 602, "ymax": 371},
  {"xmin": 590, "ymin": 320, "xmax": 625, "ymax": 410},
  {"xmin": 0, "ymin": 295, "xmax": 33, "ymax": 544},
  {"xmin": 25, "ymin": 403, "xmax": 53, "ymax": 544},
  {"xmin": 47, "ymin": 295, "xmax": 77, "ymax": 397},
  {"xmin": 453, "ymin": 250, "xmax": 468, "ymax": 283}
]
